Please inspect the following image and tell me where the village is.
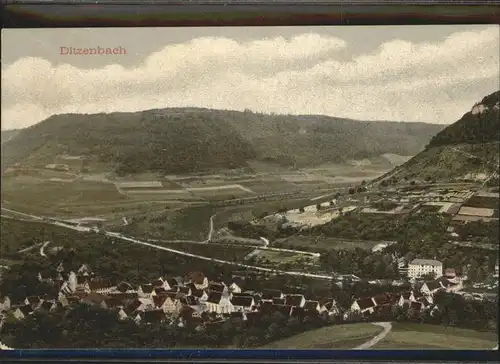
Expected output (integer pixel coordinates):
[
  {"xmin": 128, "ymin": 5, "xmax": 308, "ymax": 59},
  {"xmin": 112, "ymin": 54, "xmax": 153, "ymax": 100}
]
[{"xmin": 1, "ymin": 254, "xmax": 496, "ymax": 334}]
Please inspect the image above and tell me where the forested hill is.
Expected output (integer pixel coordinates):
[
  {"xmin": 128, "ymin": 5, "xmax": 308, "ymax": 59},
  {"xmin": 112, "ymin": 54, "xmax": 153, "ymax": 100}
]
[
  {"xmin": 428, "ymin": 90, "xmax": 500, "ymax": 148},
  {"xmin": 1, "ymin": 108, "xmax": 443, "ymax": 174}
]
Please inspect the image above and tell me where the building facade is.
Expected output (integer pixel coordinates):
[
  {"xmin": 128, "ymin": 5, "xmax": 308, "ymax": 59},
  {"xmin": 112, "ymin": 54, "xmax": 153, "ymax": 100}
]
[{"xmin": 407, "ymin": 259, "xmax": 443, "ymax": 279}]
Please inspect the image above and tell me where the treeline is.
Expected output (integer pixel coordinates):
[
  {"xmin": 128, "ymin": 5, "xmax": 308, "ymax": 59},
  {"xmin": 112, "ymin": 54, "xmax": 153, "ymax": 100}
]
[{"xmin": 2, "ymin": 107, "xmax": 442, "ymax": 174}]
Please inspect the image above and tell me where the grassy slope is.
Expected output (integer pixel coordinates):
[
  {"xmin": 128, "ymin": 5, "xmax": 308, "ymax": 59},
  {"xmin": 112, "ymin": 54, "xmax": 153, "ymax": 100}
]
[
  {"xmin": 261, "ymin": 323, "xmax": 382, "ymax": 349},
  {"xmin": 372, "ymin": 322, "xmax": 497, "ymax": 349},
  {"xmin": 382, "ymin": 142, "xmax": 500, "ymax": 182},
  {"xmin": 375, "ymin": 90, "xmax": 500, "ymax": 183}
]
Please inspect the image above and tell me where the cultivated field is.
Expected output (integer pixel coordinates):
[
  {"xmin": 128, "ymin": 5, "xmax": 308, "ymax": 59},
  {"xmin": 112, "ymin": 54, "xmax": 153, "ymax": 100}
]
[
  {"xmin": 261, "ymin": 323, "xmax": 383, "ymax": 349},
  {"xmin": 273, "ymin": 236, "xmax": 383, "ymax": 252},
  {"xmin": 154, "ymin": 241, "xmax": 255, "ymax": 261},
  {"xmin": 372, "ymin": 323, "xmax": 498, "ymax": 349}
]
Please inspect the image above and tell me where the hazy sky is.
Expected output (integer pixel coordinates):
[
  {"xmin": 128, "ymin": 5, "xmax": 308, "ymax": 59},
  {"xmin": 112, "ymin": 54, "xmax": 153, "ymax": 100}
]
[{"xmin": 1, "ymin": 25, "xmax": 499, "ymax": 130}]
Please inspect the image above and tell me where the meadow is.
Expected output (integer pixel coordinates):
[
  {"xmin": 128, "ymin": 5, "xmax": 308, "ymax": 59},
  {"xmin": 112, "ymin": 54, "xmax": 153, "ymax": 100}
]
[
  {"xmin": 261, "ymin": 323, "xmax": 382, "ymax": 349},
  {"xmin": 372, "ymin": 322, "xmax": 498, "ymax": 349}
]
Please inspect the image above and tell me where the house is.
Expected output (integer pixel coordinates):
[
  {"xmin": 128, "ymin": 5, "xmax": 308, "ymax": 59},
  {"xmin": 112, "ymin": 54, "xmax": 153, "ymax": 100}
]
[
  {"xmin": 398, "ymin": 291, "xmax": 415, "ymax": 306},
  {"xmin": 208, "ymin": 282, "xmax": 228, "ymax": 295},
  {"xmin": 81, "ymin": 293, "xmax": 109, "ymax": 308},
  {"xmin": 350, "ymin": 297, "xmax": 376, "ymax": 315},
  {"xmin": 56, "ymin": 262, "xmax": 65, "ymax": 273},
  {"xmin": 187, "ymin": 272, "xmax": 209, "ymax": 290},
  {"xmin": 180, "ymin": 295, "xmax": 199, "ymax": 307},
  {"xmin": 417, "ymin": 296, "xmax": 433, "ymax": 310},
  {"xmin": 138, "ymin": 284, "xmax": 156, "ymax": 298},
  {"xmin": 164, "ymin": 278, "xmax": 180, "ymax": 291},
  {"xmin": 372, "ymin": 293, "xmax": 392, "ymax": 307},
  {"xmin": 320, "ymin": 298, "xmax": 340, "ymax": 316},
  {"xmin": 420, "ymin": 280, "xmax": 444, "ymax": 296},
  {"xmin": 12, "ymin": 305, "xmax": 34, "ymax": 320},
  {"xmin": 230, "ymin": 295, "xmax": 255, "ymax": 313},
  {"xmin": 284, "ymin": 294, "xmax": 306, "ymax": 308},
  {"xmin": 409, "ymin": 301, "xmax": 423, "ymax": 312},
  {"xmin": 228, "ymin": 282, "xmax": 242, "ymax": 294},
  {"xmin": 153, "ymin": 294, "xmax": 182, "ymax": 314},
  {"xmin": 125, "ymin": 299, "xmax": 147, "ymax": 314},
  {"xmin": 87, "ymin": 279, "xmax": 117, "ymax": 294},
  {"xmin": 77, "ymin": 264, "xmax": 93, "ymax": 277},
  {"xmin": 227, "ymin": 278, "xmax": 244, "ymax": 294},
  {"xmin": 303, "ymin": 300, "xmax": 323, "ymax": 314},
  {"xmin": 0, "ymin": 296, "xmax": 11, "ymax": 312},
  {"xmin": 204, "ymin": 292, "xmax": 234, "ymax": 314},
  {"xmin": 24, "ymin": 296, "xmax": 43, "ymax": 310},
  {"xmin": 37, "ymin": 300, "xmax": 57, "ymax": 313},
  {"xmin": 187, "ymin": 284, "xmax": 208, "ymax": 302},
  {"xmin": 151, "ymin": 277, "xmax": 178, "ymax": 291},
  {"xmin": 261, "ymin": 289, "xmax": 284, "ymax": 300},
  {"xmin": 408, "ymin": 259, "xmax": 443, "ymax": 279},
  {"xmin": 495, "ymin": 262, "xmax": 499, "ymax": 277},
  {"xmin": 113, "ymin": 282, "xmax": 136, "ymax": 294},
  {"xmin": 117, "ymin": 307, "xmax": 131, "ymax": 320}
]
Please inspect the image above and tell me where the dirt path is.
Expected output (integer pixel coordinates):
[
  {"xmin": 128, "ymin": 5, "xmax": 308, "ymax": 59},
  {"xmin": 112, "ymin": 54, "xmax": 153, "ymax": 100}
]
[
  {"xmin": 353, "ymin": 322, "xmax": 392, "ymax": 350},
  {"xmin": 40, "ymin": 241, "xmax": 50, "ymax": 257}
]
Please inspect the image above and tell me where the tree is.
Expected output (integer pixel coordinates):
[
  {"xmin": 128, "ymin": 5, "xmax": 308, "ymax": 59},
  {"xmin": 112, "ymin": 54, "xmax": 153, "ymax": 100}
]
[
  {"xmin": 299, "ymin": 207, "xmax": 305, "ymax": 213},
  {"xmin": 348, "ymin": 187, "xmax": 355, "ymax": 194},
  {"xmin": 316, "ymin": 204, "xmax": 322, "ymax": 211}
]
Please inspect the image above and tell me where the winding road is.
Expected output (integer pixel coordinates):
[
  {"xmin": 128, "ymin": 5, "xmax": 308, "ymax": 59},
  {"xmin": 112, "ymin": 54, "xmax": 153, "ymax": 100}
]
[
  {"xmin": 3, "ymin": 207, "xmax": 333, "ymax": 280},
  {"xmin": 353, "ymin": 322, "xmax": 392, "ymax": 350}
]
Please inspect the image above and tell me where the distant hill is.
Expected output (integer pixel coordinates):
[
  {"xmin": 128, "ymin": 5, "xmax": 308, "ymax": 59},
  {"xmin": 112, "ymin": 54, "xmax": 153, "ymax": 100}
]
[
  {"xmin": 376, "ymin": 90, "xmax": 500, "ymax": 184},
  {"xmin": 1, "ymin": 108, "xmax": 443, "ymax": 175}
]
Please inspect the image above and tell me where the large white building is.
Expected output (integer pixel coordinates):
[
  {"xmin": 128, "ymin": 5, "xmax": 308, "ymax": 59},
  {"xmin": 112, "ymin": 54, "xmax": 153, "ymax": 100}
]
[{"xmin": 408, "ymin": 259, "xmax": 443, "ymax": 279}]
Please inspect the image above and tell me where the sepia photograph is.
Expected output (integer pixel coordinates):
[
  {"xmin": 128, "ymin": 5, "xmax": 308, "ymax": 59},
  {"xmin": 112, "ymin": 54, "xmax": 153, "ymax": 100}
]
[{"xmin": 1, "ymin": 25, "xmax": 499, "ymax": 350}]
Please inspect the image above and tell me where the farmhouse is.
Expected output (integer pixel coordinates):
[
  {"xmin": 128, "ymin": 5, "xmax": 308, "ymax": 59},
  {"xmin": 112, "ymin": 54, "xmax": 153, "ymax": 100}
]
[
  {"xmin": 153, "ymin": 294, "xmax": 182, "ymax": 314},
  {"xmin": 0, "ymin": 296, "xmax": 11, "ymax": 311},
  {"xmin": 138, "ymin": 284, "xmax": 156, "ymax": 298},
  {"xmin": 187, "ymin": 272, "xmax": 209, "ymax": 290},
  {"xmin": 284, "ymin": 294, "xmax": 306, "ymax": 308},
  {"xmin": 398, "ymin": 291, "xmax": 415, "ymax": 307},
  {"xmin": 420, "ymin": 281, "xmax": 444, "ymax": 296},
  {"xmin": 349, "ymin": 297, "xmax": 376, "ymax": 315},
  {"xmin": 24, "ymin": 296, "xmax": 43, "ymax": 310},
  {"xmin": 204, "ymin": 292, "xmax": 234, "ymax": 314},
  {"xmin": 208, "ymin": 282, "xmax": 228, "ymax": 294},
  {"xmin": 320, "ymin": 298, "xmax": 340, "ymax": 316},
  {"xmin": 86, "ymin": 279, "xmax": 117, "ymax": 294},
  {"xmin": 230, "ymin": 295, "xmax": 255, "ymax": 312},
  {"xmin": 12, "ymin": 305, "xmax": 34, "ymax": 320},
  {"xmin": 303, "ymin": 300, "xmax": 324, "ymax": 314},
  {"xmin": 407, "ymin": 259, "xmax": 443, "ymax": 279},
  {"xmin": 261, "ymin": 289, "xmax": 284, "ymax": 300}
]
